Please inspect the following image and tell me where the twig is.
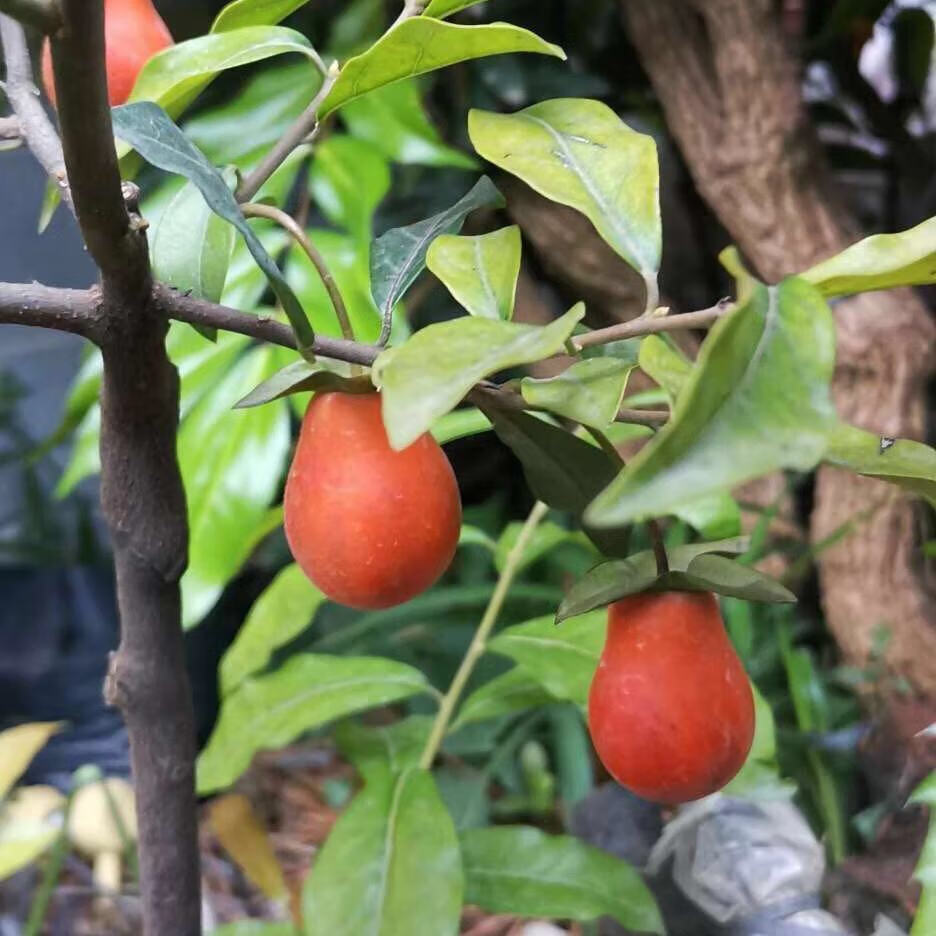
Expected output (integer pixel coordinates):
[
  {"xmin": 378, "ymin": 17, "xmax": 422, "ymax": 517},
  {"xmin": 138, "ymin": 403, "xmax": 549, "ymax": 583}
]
[
  {"xmin": 571, "ymin": 300, "xmax": 731, "ymax": 352},
  {"xmin": 0, "ymin": 14, "xmax": 73, "ymax": 212},
  {"xmin": 242, "ymin": 202, "xmax": 354, "ymax": 342},
  {"xmin": 616, "ymin": 407, "xmax": 669, "ymax": 428},
  {"xmin": 391, "ymin": 0, "xmax": 427, "ymax": 28},
  {"xmin": 162, "ymin": 287, "xmax": 380, "ymax": 366},
  {"xmin": 0, "ymin": 281, "xmax": 100, "ymax": 336},
  {"xmin": 419, "ymin": 501, "xmax": 550, "ymax": 769},
  {"xmin": 236, "ymin": 61, "xmax": 338, "ymax": 204},
  {"xmin": 0, "ymin": 114, "xmax": 21, "ymax": 140},
  {"xmin": 0, "ymin": 0, "xmax": 61, "ymax": 33}
]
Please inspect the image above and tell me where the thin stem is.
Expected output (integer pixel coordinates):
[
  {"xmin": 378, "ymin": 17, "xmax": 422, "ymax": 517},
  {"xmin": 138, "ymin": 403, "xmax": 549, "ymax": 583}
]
[
  {"xmin": 571, "ymin": 300, "xmax": 731, "ymax": 352},
  {"xmin": 419, "ymin": 501, "xmax": 550, "ymax": 769},
  {"xmin": 585, "ymin": 424, "xmax": 623, "ymax": 464},
  {"xmin": 243, "ymin": 202, "xmax": 355, "ymax": 342},
  {"xmin": 0, "ymin": 0, "xmax": 61, "ymax": 33},
  {"xmin": 0, "ymin": 14, "xmax": 74, "ymax": 213},
  {"xmin": 616, "ymin": 407, "xmax": 669, "ymax": 428},
  {"xmin": 236, "ymin": 62, "xmax": 339, "ymax": 204},
  {"xmin": 392, "ymin": 0, "xmax": 427, "ymax": 28},
  {"xmin": 647, "ymin": 518, "xmax": 669, "ymax": 576}
]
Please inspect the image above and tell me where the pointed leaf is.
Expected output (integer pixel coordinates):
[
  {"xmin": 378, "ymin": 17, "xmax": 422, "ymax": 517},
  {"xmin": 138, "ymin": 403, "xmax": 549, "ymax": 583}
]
[
  {"xmin": 234, "ymin": 358, "xmax": 372, "ymax": 409},
  {"xmin": 374, "ymin": 304, "xmax": 585, "ymax": 449},
  {"xmin": 197, "ymin": 655, "xmax": 431, "ymax": 792},
  {"xmin": 555, "ymin": 538, "xmax": 795, "ymax": 623},
  {"xmin": 453, "ymin": 668, "xmax": 555, "ymax": 729},
  {"xmin": 128, "ymin": 26, "xmax": 322, "ymax": 119},
  {"xmin": 469, "ymin": 99, "xmax": 660, "ymax": 293},
  {"xmin": 825, "ymin": 423, "xmax": 936, "ymax": 508},
  {"xmin": 111, "ymin": 102, "xmax": 314, "ymax": 348},
  {"xmin": 801, "ymin": 216, "xmax": 936, "ymax": 297},
  {"xmin": 212, "ymin": 0, "xmax": 313, "ymax": 31},
  {"xmin": 479, "ymin": 407, "xmax": 628, "ymax": 557},
  {"xmin": 302, "ymin": 769, "xmax": 463, "ymax": 936},
  {"xmin": 179, "ymin": 347, "xmax": 291, "ymax": 628},
  {"xmin": 521, "ymin": 358, "xmax": 634, "ymax": 428},
  {"xmin": 370, "ymin": 176, "xmax": 504, "ymax": 330},
  {"xmin": 586, "ymin": 277, "xmax": 837, "ymax": 527},
  {"xmin": 339, "ymin": 79, "xmax": 477, "ymax": 169},
  {"xmin": 638, "ymin": 334, "xmax": 691, "ymax": 403},
  {"xmin": 320, "ymin": 19, "xmax": 564, "ymax": 117},
  {"xmin": 461, "ymin": 826, "xmax": 663, "ymax": 933},
  {"xmin": 150, "ymin": 179, "xmax": 236, "ymax": 308},
  {"xmin": 488, "ymin": 611, "xmax": 606, "ymax": 706},
  {"xmin": 334, "ymin": 716, "xmax": 434, "ymax": 782},
  {"xmin": 209, "ymin": 794, "xmax": 288, "ymax": 899},
  {"xmin": 427, "ymin": 227, "xmax": 521, "ymax": 319},
  {"xmin": 220, "ymin": 564, "xmax": 325, "ymax": 695},
  {"xmin": 0, "ymin": 723, "xmax": 62, "ymax": 799}
]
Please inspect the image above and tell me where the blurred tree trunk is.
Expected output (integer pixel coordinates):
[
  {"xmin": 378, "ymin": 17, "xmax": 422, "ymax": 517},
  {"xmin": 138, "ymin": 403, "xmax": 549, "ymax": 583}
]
[{"xmin": 619, "ymin": 0, "xmax": 936, "ymax": 694}]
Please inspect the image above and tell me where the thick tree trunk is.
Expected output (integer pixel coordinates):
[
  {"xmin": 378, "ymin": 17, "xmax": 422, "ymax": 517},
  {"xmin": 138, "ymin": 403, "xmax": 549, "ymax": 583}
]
[{"xmin": 620, "ymin": 0, "xmax": 936, "ymax": 693}]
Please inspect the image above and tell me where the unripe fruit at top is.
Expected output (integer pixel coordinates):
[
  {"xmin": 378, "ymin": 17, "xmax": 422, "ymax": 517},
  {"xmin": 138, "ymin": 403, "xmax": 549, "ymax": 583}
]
[
  {"xmin": 42, "ymin": 0, "xmax": 173, "ymax": 108},
  {"xmin": 587, "ymin": 591, "xmax": 755, "ymax": 804},
  {"xmin": 284, "ymin": 391, "xmax": 462, "ymax": 610}
]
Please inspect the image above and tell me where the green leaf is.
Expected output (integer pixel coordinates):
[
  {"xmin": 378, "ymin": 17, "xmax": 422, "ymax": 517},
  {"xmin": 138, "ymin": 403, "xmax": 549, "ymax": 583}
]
[
  {"xmin": 320, "ymin": 19, "xmax": 565, "ymax": 117},
  {"xmin": 488, "ymin": 611, "xmax": 606, "ymax": 706},
  {"xmin": 427, "ymin": 227, "xmax": 521, "ymax": 320},
  {"xmin": 111, "ymin": 102, "xmax": 314, "ymax": 349},
  {"xmin": 453, "ymin": 668, "xmax": 555, "ymax": 729},
  {"xmin": 0, "ymin": 820, "xmax": 59, "ymax": 884},
  {"xmin": 586, "ymin": 278, "xmax": 837, "ymax": 528},
  {"xmin": 212, "ymin": 0, "xmax": 312, "ymax": 31},
  {"xmin": 334, "ymin": 716, "xmax": 434, "ymax": 782},
  {"xmin": 461, "ymin": 826, "xmax": 663, "ymax": 932},
  {"xmin": 219, "ymin": 564, "xmax": 325, "ymax": 695},
  {"xmin": 824, "ymin": 423, "xmax": 936, "ymax": 508},
  {"xmin": 479, "ymin": 407, "xmax": 628, "ymax": 557},
  {"xmin": 561, "ymin": 539, "xmax": 750, "ymax": 618},
  {"xmin": 469, "ymin": 99, "xmax": 660, "ymax": 295},
  {"xmin": 424, "ymin": 0, "xmax": 486, "ymax": 16},
  {"xmin": 150, "ymin": 179, "xmax": 236, "ymax": 308},
  {"xmin": 234, "ymin": 358, "xmax": 371, "ymax": 409},
  {"xmin": 309, "ymin": 135, "xmax": 390, "ymax": 243},
  {"xmin": 911, "ymin": 771, "xmax": 936, "ymax": 936},
  {"xmin": 672, "ymin": 491, "xmax": 742, "ymax": 540},
  {"xmin": 179, "ymin": 347, "xmax": 291, "ymax": 628},
  {"xmin": 302, "ymin": 769, "xmax": 462, "ymax": 936},
  {"xmin": 638, "ymin": 334, "xmax": 691, "ymax": 403},
  {"xmin": 339, "ymin": 79, "xmax": 477, "ymax": 169},
  {"xmin": 370, "ymin": 176, "xmax": 504, "ymax": 333},
  {"xmin": 128, "ymin": 26, "xmax": 322, "ymax": 120},
  {"xmin": 801, "ymin": 216, "xmax": 936, "ymax": 297},
  {"xmin": 374, "ymin": 304, "xmax": 585, "ymax": 450},
  {"xmin": 209, "ymin": 923, "xmax": 295, "ymax": 936},
  {"xmin": 430, "ymin": 407, "xmax": 492, "ymax": 445},
  {"xmin": 521, "ymin": 358, "xmax": 634, "ymax": 428},
  {"xmin": 0, "ymin": 723, "xmax": 62, "ymax": 799},
  {"xmin": 197, "ymin": 655, "xmax": 432, "ymax": 792}
]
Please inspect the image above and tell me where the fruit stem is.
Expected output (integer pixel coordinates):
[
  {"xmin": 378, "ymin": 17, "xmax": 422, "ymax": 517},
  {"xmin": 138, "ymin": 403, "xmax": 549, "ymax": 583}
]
[
  {"xmin": 419, "ymin": 500, "xmax": 550, "ymax": 770},
  {"xmin": 242, "ymin": 202, "xmax": 356, "ymax": 345}
]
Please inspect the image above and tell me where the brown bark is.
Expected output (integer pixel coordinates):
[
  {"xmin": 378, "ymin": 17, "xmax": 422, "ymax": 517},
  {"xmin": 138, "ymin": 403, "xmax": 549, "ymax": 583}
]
[{"xmin": 620, "ymin": 0, "xmax": 936, "ymax": 693}]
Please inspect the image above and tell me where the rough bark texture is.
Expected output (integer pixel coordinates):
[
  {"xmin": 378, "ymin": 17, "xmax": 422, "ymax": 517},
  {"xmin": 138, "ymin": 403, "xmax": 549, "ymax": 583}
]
[
  {"xmin": 48, "ymin": 3, "xmax": 203, "ymax": 932},
  {"xmin": 621, "ymin": 0, "xmax": 936, "ymax": 693}
]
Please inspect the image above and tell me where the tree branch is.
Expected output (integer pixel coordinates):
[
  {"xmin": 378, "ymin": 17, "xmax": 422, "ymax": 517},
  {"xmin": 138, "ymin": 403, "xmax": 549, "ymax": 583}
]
[
  {"xmin": 0, "ymin": 0, "xmax": 61, "ymax": 33},
  {"xmin": 235, "ymin": 62, "xmax": 338, "ymax": 203},
  {"xmin": 0, "ymin": 14, "xmax": 73, "ymax": 212},
  {"xmin": 161, "ymin": 287, "xmax": 380, "ymax": 366},
  {"xmin": 571, "ymin": 300, "xmax": 731, "ymax": 351},
  {"xmin": 48, "ymin": 0, "xmax": 147, "ymax": 295},
  {"xmin": 0, "ymin": 281, "xmax": 100, "ymax": 336}
]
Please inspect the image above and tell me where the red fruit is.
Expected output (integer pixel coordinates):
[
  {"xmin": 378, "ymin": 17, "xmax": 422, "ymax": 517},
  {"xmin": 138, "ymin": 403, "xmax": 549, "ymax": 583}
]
[
  {"xmin": 587, "ymin": 591, "xmax": 754, "ymax": 804},
  {"xmin": 284, "ymin": 392, "xmax": 462, "ymax": 610},
  {"xmin": 42, "ymin": 0, "xmax": 173, "ymax": 108}
]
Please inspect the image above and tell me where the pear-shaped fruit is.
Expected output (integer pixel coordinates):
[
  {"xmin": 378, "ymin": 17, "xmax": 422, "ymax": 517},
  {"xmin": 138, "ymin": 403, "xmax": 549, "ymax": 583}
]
[
  {"xmin": 284, "ymin": 391, "xmax": 462, "ymax": 610},
  {"xmin": 42, "ymin": 0, "xmax": 173, "ymax": 108},
  {"xmin": 587, "ymin": 590, "xmax": 754, "ymax": 804}
]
